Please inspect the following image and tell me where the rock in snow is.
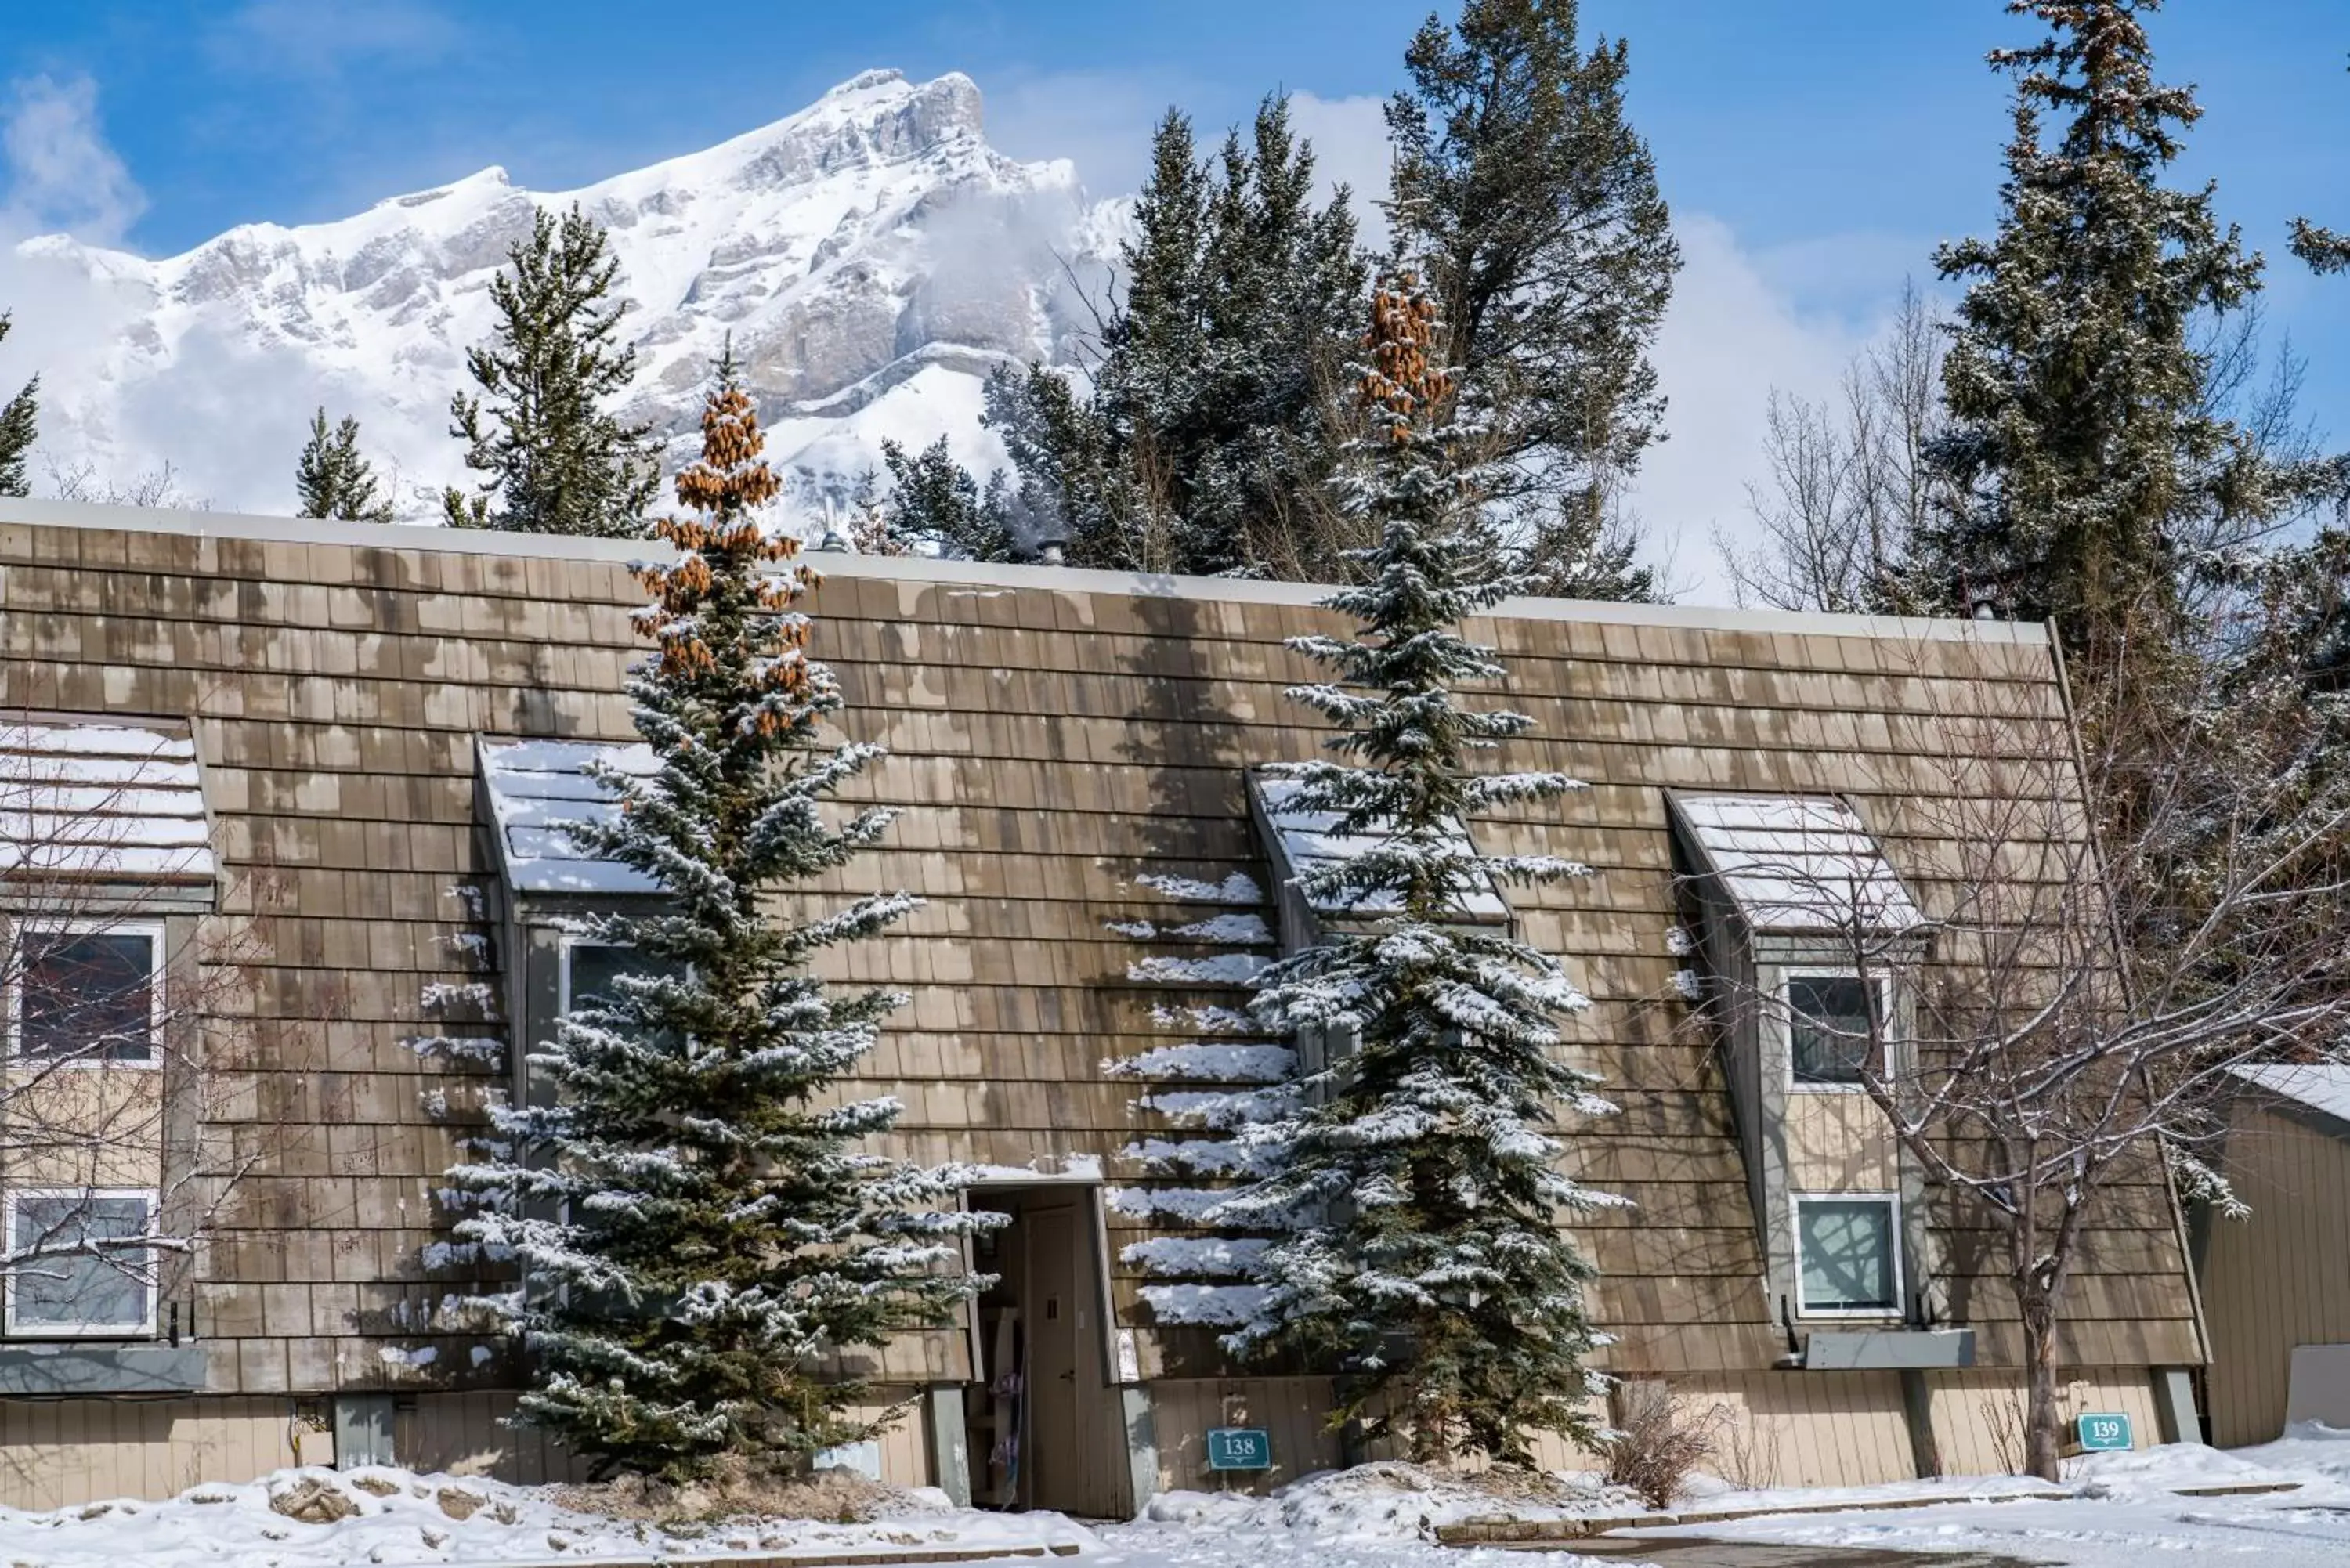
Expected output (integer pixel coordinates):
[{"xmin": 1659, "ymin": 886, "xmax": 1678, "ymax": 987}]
[{"xmin": 19, "ymin": 70, "xmax": 1128, "ymax": 521}]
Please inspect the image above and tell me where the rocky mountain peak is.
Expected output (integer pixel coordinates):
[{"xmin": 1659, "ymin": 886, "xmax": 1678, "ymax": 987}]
[{"xmin": 16, "ymin": 70, "xmax": 1127, "ymax": 524}]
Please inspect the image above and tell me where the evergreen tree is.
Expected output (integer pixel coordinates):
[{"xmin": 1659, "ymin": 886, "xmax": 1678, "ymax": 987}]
[
  {"xmin": 876, "ymin": 435, "xmax": 1013, "ymax": 560},
  {"xmin": 1387, "ymin": 0, "xmax": 1679, "ymax": 599},
  {"xmin": 1094, "ymin": 96, "xmax": 1368, "ymax": 576},
  {"xmin": 1213, "ymin": 276, "xmax": 1620, "ymax": 1463},
  {"xmin": 2290, "ymin": 61, "xmax": 2350, "ymax": 276},
  {"xmin": 444, "ymin": 205, "xmax": 662, "ymax": 537},
  {"xmin": 1897, "ymin": 0, "xmax": 2269, "ymax": 658},
  {"xmin": 294, "ymin": 408, "xmax": 395, "ymax": 522},
  {"xmin": 450, "ymin": 359, "xmax": 990, "ymax": 1480},
  {"xmin": 884, "ymin": 97, "xmax": 1365, "ymax": 578},
  {"xmin": 0, "ymin": 313, "xmax": 38, "ymax": 500}
]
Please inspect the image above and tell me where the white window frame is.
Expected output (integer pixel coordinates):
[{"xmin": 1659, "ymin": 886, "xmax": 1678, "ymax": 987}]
[
  {"xmin": 1791, "ymin": 1190, "xmax": 1904, "ymax": 1320},
  {"xmin": 1781, "ymin": 968, "xmax": 1894, "ymax": 1093},
  {"xmin": 2, "ymin": 1187, "xmax": 161, "ymax": 1339},
  {"xmin": 4, "ymin": 919, "xmax": 167, "ymax": 1070},
  {"xmin": 560, "ymin": 936, "xmax": 657, "ymax": 1017}
]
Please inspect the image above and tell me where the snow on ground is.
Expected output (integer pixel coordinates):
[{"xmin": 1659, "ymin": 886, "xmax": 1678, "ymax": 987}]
[
  {"xmin": 1633, "ymin": 1423, "xmax": 2350, "ymax": 1566},
  {"xmin": 1087, "ymin": 1463, "xmax": 1625, "ymax": 1568},
  {"xmin": 29, "ymin": 1435, "xmax": 2350, "ymax": 1568},
  {"xmin": 0, "ymin": 1465, "xmax": 1093, "ymax": 1567}
]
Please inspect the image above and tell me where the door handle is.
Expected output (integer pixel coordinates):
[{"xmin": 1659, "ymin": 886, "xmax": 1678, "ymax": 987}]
[{"xmin": 1058, "ymin": 1370, "xmax": 1075, "ymax": 1382}]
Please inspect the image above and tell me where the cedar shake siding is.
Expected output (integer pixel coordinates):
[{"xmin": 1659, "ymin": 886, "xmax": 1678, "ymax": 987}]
[{"xmin": 0, "ymin": 499, "xmax": 2204, "ymax": 1502}]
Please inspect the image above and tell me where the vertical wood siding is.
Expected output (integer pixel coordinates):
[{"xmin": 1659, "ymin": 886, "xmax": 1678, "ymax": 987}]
[
  {"xmin": 2203, "ymin": 1102, "xmax": 2350, "ymax": 1447},
  {"xmin": 0, "ymin": 1397, "xmax": 329, "ymax": 1508}
]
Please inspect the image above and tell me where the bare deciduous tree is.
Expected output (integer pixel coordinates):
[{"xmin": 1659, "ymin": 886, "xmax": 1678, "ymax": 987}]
[
  {"xmin": 1718, "ymin": 284, "xmax": 1950, "ymax": 612},
  {"xmin": 0, "ymin": 716, "xmax": 253, "ymax": 1347},
  {"xmin": 1687, "ymin": 643, "xmax": 2350, "ymax": 1481}
]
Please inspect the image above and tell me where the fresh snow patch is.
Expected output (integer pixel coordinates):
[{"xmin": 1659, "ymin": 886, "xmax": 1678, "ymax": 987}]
[
  {"xmin": 1122, "ymin": 1235, "xmax": 1271, "ymax": 1277},
  {"xmin": 1136, "ymin": 872, "xmax": 1265, "ymax": 905},
  {"xmin": 0, "ymin": 1465, "xmax": 1097, "ymax": 1568},
  {"xmin": 1107, "ymin": 1186, "xmax": 1229, "ymax": 1221},
  {"xmin": 1149, "ymin": 1003, "xmax": 1258, "ymax": 1035},
  {"xmin": 1173, "ymin": 912, "xmax": 1274, "ymax": 945},
  {"xmin": 1105, "ymin": 1042, "xmax": 1298, "ymax": 1082},
  {"xmin": 1107, "ymin": 919, "xmax": 1159, "ymax": 938},
  {"xmin": 1140, "ymin": 1282, "xmax": 1268, "ymax": 1327},
  {"xmin": 1128, "ymin": 953, "xmax": 1269, "ymax": 985},
  {"xmin": 1638, "ymin": 1428, "xmax": 2350, "ymax": 1568}
]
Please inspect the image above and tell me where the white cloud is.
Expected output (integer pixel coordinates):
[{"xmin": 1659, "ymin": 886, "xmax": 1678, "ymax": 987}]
[
  {"xmin": 1287, "ymin": 92, "xmax": 1392, "ymax": 251},
  {"xmin": 1629, "ymin": 213, "xmax": 1889, "ymax": 605},
  {"xmin": 2, "ymin": 74, "xmax": 145, "ymax": 244},
  {"xmin": 984, "ymin": 70, "xmax": 1182, "ymax": 201}
]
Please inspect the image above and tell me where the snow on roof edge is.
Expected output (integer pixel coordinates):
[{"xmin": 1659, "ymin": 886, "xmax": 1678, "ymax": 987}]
[
  {"xmin": 0, "ymin": 498, "xmax": 2051, "ymax": 647},
  {"xmin": 2230, "ymin": 1064, "xmax": 2350, "ymax": 1132}
]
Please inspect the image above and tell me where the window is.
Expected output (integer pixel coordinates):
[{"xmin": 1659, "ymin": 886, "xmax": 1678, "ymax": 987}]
[
  {"xmin": 1786, "ymin": 972, "xmax": 1885, "ymax": 1086},
  {"xmin": 5, "ymin": 1191, "xmax": 157, "ymax": 1337},
  {"xmin": 562, "ymin": 941, "xmax": 640, "ymax": 1017},
  {"xmin": 1795, "ymin": 1195, "xmax": 1900, "ymax": 1316},
  {"xmin": 10, "ymin": 925, "xmax": 162, "ymax": 1064},
  {"xmin": 561, "ymin": 941, "xmax": 686, "ymax": 1017}
]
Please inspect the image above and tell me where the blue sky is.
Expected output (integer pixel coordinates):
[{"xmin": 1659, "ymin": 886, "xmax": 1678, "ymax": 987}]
[{"xmin": 2, "ymin": 0, "xmax": 2346, "ymax": 577}]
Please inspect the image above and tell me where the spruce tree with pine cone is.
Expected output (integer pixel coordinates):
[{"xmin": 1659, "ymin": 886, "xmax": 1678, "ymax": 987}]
[
  {"xmin": 450, "ymin": 355, "xmax": 991, "ymax": 1480},
  {"xmin": 1213, "ymin": 275, "xmax": 1622, "ymax": 1464}
]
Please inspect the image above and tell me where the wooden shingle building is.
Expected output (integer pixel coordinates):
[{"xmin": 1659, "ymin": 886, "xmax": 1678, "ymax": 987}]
[{"xmin": 0, "ymin": 499, "xmax": 2204, "ymax": 1510}]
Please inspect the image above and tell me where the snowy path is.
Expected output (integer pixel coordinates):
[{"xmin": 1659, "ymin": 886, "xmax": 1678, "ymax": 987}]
[{"xmin": 1622, "ymin": 1427, "xmax": 2350, "ymax": 1568}]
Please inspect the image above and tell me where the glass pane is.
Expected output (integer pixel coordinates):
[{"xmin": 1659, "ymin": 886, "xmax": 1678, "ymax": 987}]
[
  {"xmin": 565, "ymin": 944, "xmax": 636, "ymax": 1015},
  {"xmin": 566, "ymin": 945, "xmax": 685, "ymax": 1014},
  {"xmin": 1799, "ymin": 1199, "xmax": 1896, "ymax": 1312},
  {"xmin": 11, "ymin": 1196, "xmax": 150, "ymax": 1331},
  {"xmin": 1789, "ymin": 974, "xmax": 1877, "ymax": 1084},
  {"xmin": 20, "ymin": 933, "xmax": 156, "ymax": 1062}
]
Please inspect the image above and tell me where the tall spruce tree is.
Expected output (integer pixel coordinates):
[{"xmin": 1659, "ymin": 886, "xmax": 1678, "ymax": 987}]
[
  {"xmin": 1898, "ymin": 0, "xmax": 2269, "ymax": 658},
  {"xmin": 294, "ymin": 408, "xmax": 395, "ymax": 522},
  {"xmin": 1213, "ymin": 275, "xmax": 1620, "ymax": 1463},
  {"xmin": 450, "ymin": 359, "xmax": 989, "ymax": 1480},
  {"xmin": 1387, "ymin": 0, "xmax": 1679, "ymax": 600},
  {"xmin": 444, "ymin": 205, "xmax": 662, "ymax": 537},
  {"xmin": 0, "ymin": 313, "xmax": 38, "ymax": 500}
]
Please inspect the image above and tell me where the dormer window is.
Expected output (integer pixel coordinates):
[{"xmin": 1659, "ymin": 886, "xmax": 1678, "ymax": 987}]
[
  {"xmin": 1246, "ymin": 771, "xmax": 1508, "ymax": 952},
  {"xmin": 1668, "ymin": 790, "xmax": 1941, "ymax": 1350}
]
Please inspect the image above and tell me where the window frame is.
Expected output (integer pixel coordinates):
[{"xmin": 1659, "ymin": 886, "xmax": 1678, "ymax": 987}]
[
  {"xmin": 4, "ymin": 919, "xmax": 168, "ymax": 1070},
  {"xmin": 559, "ymin": 935, "xmax": 665, "ymax": 1019},
  {"xmin": 1781, "ymin": 968, "xmax": 1894, "ymax": 1093},
  {"xmin": 1791, "ymin": 1190, "xmax": 1904, "ymax": 1320},
  {"xmin": 2, "ymin": 1187, "xmax": 161, "ymax": 1339}
]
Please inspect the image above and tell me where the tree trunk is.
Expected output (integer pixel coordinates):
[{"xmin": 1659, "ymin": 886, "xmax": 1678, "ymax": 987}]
[{"xmin": 2020, "ymin": 1292, "xmax": 2063, "ymax": 1483}]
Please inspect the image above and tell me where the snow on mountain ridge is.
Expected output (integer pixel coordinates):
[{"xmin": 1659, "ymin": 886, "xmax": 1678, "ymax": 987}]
[{"xmin": 15, "ymin": 69, "xmax": 1126, "ymax": 521}]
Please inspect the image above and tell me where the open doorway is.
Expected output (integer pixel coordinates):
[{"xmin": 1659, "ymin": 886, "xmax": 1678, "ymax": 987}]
[{"xmin": 967, "ymin": 1185, "xmax": 1130, "ymax": 1518}]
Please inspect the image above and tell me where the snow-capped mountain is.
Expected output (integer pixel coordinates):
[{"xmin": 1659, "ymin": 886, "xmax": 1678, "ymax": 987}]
[{"xmin": 15, "ymin": 70, "xmax": 1126, "ymax": 519}]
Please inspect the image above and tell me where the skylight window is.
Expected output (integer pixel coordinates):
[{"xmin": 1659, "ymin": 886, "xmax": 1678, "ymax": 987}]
[
  {"xmin": 1249, "ymin": 773, "xmax": 1508, "ymax": 923},
  {"xmin": 477, "ymin": 737, "xmax": 662, "ymax": 897},
  {"xmin": 1667, "ymin": 793, "xmax": 1921, "ymax": 934},
  {"xmin": 0, "ymin": 719, "xmax": 212, "ymax": 883}
]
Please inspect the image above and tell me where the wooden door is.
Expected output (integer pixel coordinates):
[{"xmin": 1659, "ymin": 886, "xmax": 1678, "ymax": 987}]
[{"xmin": 1022, "ymin": 1201, "xmax": 1081, "ymax": 1512}]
